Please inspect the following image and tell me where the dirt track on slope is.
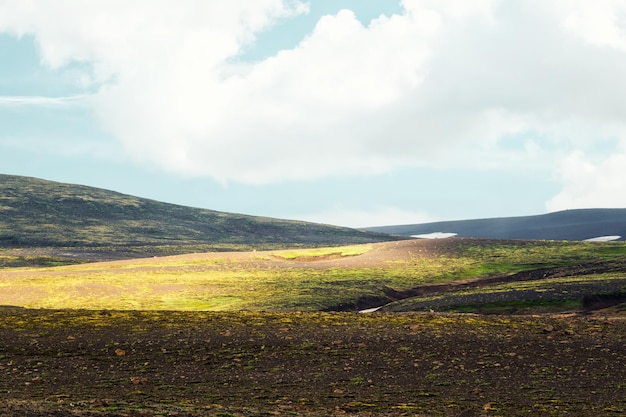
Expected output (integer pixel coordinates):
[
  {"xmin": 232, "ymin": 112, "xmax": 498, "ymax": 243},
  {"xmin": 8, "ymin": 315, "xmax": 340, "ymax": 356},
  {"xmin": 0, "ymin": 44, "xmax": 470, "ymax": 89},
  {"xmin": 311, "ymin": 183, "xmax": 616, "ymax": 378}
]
[
  {"xmin": 0, "ymin": 239, "xmax": 451, "ymax": 271},
  {"xmin": 0, "ymin": 239, "xmax": 441, "ymax": 282}
]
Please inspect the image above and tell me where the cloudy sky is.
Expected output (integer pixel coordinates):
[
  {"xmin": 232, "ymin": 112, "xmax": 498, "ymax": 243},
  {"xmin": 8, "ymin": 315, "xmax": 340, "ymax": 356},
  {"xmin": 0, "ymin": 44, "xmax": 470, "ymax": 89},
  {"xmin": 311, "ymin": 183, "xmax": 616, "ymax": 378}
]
[{"xmin": 1, "ymin": 0, "xmax": 626, "ymax": 228}]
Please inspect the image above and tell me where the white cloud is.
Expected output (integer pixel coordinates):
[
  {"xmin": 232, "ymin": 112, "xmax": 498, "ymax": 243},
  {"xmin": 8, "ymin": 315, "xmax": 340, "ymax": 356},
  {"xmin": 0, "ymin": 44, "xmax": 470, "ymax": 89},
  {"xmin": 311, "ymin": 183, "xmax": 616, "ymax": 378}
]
[
  {"xmin": 0, "ymin": 95, "xmax": 87, "ymax": 107},
  {"xmin": 560, "ymin": 0, "xmax": 626, "ymax": 51},
  {"xmin": 547, "ymin": 147, "xmax": 626, "ymax": 211},
  {"xmin": 2, "ymin": 0, "xmax": 626, "ymax": 203}
]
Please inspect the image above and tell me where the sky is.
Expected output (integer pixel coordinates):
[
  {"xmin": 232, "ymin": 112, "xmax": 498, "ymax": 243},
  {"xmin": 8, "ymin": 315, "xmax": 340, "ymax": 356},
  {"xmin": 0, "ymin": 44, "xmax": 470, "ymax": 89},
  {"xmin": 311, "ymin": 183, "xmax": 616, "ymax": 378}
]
[{"xmin": 1, "ymin": 0, "xmax": 626, "ymax": 228}]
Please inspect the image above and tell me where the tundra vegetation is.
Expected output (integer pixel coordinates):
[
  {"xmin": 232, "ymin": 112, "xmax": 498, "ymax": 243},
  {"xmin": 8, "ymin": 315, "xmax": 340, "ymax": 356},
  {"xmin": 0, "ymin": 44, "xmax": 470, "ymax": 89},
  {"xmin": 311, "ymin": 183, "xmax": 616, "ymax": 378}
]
[
  {"xmin": 1, "ymin": 239, "xmax": 625, "ymax": 312},
  {"xmin": 0, "ymin": 174, "xmax": 398, "ymax": 259},
  {"xmin": 0, "ymin": 238, "xmax": 625, "ymax": 416}
]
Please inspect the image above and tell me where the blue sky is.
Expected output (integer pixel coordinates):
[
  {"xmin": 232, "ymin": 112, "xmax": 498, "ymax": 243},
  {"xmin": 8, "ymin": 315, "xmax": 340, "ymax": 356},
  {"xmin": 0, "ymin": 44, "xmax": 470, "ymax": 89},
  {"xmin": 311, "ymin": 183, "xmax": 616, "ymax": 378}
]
[{"xmin": 1, "ymin": 1, "xmax": 626, "ymax": 228}]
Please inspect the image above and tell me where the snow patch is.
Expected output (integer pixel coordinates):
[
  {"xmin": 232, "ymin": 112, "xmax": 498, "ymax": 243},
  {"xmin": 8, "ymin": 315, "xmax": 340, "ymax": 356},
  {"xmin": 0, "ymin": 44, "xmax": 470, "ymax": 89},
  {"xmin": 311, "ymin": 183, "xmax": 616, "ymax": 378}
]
[
  {"xmin": 359, "ymin": 306, "xmax": 383, "ymax": 313},
  {"xmin": 583, "ymin": 235, "xmax": 621, "ymax": 242},
  {"xmin": 411, "ymin": 232, "xmax": 458, "ymax": 239}
]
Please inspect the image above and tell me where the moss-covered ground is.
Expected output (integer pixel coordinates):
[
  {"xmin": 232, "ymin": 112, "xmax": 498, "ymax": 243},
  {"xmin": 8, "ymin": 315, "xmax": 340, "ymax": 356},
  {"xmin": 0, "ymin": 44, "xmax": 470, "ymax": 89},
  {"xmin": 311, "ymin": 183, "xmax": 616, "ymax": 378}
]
[{"xmin": 1, "ymin": 239, "xmax": 626, "ymax": 312}]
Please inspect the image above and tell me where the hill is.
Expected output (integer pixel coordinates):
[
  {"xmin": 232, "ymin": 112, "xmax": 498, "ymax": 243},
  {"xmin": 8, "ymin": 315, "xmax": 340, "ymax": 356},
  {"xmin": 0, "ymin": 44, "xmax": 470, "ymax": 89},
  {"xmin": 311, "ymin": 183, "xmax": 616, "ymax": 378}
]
[
  {"xmin": 0, "ymin": 174, "xmax": 396, "ymax": 261},
  {"xmin": 365, "ymin": 208, "xmax": 626, "ymax": 241}
]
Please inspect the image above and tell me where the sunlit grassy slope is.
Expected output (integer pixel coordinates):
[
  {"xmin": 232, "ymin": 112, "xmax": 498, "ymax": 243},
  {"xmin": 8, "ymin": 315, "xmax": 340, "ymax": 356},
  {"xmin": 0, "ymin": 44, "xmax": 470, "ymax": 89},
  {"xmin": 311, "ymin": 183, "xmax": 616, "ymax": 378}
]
[
  {"xmin": 0, "ymin": 174, "xmax": 397, "ymax": 255},
  {"xmin": 1, "ymin": 239, "xmax": 625, "ymax": 311}
]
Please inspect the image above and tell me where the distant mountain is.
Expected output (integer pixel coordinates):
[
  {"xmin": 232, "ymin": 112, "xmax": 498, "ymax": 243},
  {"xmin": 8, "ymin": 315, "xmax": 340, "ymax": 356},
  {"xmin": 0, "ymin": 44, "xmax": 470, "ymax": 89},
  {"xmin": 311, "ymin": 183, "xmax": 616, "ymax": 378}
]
[
  {"xmin": 0, "ymin": 174, "xmax": 397, "ymax": 250},
  {"xmin": 364, "ymin": 209, "xmax": 626, "ymax": 241}
]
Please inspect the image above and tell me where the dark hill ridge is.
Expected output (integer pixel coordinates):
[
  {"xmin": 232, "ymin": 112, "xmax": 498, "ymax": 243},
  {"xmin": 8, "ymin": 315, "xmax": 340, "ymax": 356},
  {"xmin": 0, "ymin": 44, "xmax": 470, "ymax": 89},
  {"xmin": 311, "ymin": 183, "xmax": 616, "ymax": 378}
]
[
  {"xmin": 0, "ymin": 174, "xmax": 397, "ymax": 250},
  {"xmin": 365, "ymin": 208, "xmax": 626, "ymax": 241}
]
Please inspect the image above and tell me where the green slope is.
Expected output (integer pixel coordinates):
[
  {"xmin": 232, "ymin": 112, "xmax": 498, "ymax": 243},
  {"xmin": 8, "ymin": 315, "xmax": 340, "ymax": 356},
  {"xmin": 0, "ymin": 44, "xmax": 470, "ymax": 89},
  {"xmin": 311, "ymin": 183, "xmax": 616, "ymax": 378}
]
[
  {"xmin": 1, "ymin": 239, "xmax": 625, "ymax": 312},
  {"xmin": 0, "ymin": 174, "xmax": 397, "ymax": 252}
]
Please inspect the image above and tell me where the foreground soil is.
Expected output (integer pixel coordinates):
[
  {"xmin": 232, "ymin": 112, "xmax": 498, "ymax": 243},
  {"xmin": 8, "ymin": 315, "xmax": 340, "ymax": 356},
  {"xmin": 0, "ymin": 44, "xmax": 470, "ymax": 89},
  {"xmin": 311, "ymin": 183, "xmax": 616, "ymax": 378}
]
[{"xmin": 0, "ymin": 309, "xmax": 625, "ymax": 416}]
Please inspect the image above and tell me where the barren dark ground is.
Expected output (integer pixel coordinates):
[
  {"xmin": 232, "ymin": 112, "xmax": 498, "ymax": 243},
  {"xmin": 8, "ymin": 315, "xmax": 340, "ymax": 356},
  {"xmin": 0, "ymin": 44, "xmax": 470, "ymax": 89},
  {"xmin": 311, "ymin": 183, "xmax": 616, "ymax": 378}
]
[{"xmin": 0, "ymin": 309, "xmax": 625, "ymax": 417}]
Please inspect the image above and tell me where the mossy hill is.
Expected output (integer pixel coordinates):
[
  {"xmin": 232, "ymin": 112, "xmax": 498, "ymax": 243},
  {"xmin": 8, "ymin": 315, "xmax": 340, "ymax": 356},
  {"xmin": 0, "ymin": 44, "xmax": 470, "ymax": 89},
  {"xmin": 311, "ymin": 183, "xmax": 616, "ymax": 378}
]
[{"xmin": 0, "ymin": 174, "xmax": 397, "ymax": 253}]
